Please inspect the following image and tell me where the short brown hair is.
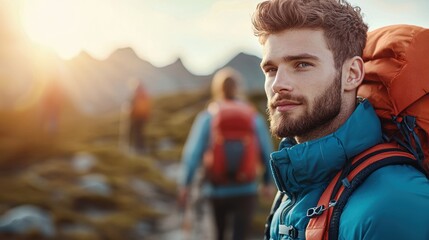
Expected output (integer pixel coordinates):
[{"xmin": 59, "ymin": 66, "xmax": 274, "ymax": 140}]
[{"xmin": 252, "ymin": 0, "xmax": 368, "ymax": 68}]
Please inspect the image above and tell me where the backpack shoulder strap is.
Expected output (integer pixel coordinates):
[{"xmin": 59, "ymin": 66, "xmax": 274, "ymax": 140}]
[
  {"xmin": 306, "ymin": 143, "xmax": 418, "ymax": 240},
  {"xmin": 264, "ymin": 191, "xmax": 286, "ymax": 240}
]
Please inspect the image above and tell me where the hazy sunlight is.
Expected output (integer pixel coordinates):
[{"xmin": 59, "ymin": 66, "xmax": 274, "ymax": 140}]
[{"xmin": 21, "ymin": 0, "xmax": 84, "ymax": 59}]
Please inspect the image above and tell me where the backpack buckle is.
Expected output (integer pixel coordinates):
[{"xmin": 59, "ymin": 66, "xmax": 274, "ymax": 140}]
[
  {"xmin": 279, "ymin": 225, "xmax": 298, "ymax": 238},
  {"xmin": 288, "ymin": 225, "xmax": 298, "ymax": 239}
]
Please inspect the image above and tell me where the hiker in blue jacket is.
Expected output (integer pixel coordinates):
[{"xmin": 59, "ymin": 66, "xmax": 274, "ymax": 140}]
[
  {"xmin": 251, "ymin": 0, "xmax": 429, "ymax": 239},
  {"xmin": 178, "ymin": 67, "xmax": 274, "ymax": 240}
]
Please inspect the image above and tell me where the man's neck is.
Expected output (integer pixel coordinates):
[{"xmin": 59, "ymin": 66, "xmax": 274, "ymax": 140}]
[
  {"xmin": 295, "ymin": 100, "xmax": 358, "ymax": 144},
  {"xmin": 294, "ymin": 117, "xmax": 342, "ymax": 143}
]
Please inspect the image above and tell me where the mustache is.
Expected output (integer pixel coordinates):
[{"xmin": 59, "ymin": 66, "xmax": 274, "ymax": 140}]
[{"xmin": 268, "ymin": 93, "xmax": 305, "ymax": 109}]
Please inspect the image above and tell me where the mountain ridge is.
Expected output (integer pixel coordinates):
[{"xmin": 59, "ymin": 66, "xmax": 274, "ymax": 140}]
[
  {"xmin": 0, "ymin": 45, "xmax": 264, "ymax": 114},
  {"xmin": 61, "ymin": 47, "xmax": 264, "ymax": 114}
]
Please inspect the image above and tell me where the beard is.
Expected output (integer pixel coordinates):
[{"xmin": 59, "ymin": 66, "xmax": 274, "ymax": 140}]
[{"xmin": 267, "ymin": 71, "xmax": 342, "ymax": 139}]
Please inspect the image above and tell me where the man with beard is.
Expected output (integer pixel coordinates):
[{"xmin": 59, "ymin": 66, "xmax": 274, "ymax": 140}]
[{"xmin": 251, "ymin": 0, "xmax": 429, "ymax": 239}]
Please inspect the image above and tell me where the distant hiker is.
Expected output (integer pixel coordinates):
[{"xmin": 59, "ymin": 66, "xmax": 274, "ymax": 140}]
[
  {"xmin": 178, "ymin": 67, "xmax": 274, "ymax": 240},
  {"xmin": 122, "ymin": 80, "xmax": 151, "ymax": 155},
  {"xmin": 252, "ymin": 0, "xmax": 429, "ymax": 239}
]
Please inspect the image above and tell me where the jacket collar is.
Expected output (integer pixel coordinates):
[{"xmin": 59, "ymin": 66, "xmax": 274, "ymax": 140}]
[{"xmin": 270, "ymin": 99, "xmax": 383, "ymax": 194}]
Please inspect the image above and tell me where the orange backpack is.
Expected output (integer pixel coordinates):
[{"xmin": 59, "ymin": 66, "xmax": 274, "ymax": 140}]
[
  {"xmin": 203, "ymin": 101, "xmax": 260, "ymax": 185},
  {"xmin": 131, "ymin": 87, "xmax": 151, "ymax": 119},
  {"xmin": 358, "ymin": 24, "xmax": 429, "ymax": 171}
]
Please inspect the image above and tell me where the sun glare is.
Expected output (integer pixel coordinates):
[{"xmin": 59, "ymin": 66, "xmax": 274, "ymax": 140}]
[{"xmin": 20, "ymin": 0, "xmax": 82, "ymax": 59}]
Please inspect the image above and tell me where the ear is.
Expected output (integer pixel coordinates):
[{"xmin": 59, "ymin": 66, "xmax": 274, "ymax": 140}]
[{"xmin": 343, "ymin": 56, "xmax": 364, "ymax": 91}]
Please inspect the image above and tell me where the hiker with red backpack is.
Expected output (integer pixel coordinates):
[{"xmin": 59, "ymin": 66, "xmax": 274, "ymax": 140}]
[
  {"xmin": 178, "ymin": 67, "xmax": 275, "ymax": 240},
  {"xmin": 251, "ymin": 0, "xmax": 429, "ymax": 240}
]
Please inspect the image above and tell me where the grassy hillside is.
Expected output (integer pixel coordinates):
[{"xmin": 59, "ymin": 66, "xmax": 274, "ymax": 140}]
[{"xmin": 0, "ymin": 89, "xmax": 276, "ymax": 239}]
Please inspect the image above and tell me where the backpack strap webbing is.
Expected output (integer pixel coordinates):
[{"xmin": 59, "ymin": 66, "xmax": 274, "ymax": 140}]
[
  {"xmin": 264, "ymin": 191, "xmax": 286, "ymax": 240},
  {"xmin": 306, "ymin": 143, "xmax": 419, "ymax": 240}
]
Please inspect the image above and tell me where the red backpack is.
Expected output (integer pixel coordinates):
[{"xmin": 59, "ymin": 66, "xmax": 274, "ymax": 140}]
[
  {"xmin": 265, "ymin": 25, "xmax": 429, "ymax": 240},
  {"xmin": 203, "ymin": 101, "xmax": 260, "ymax": 185}
]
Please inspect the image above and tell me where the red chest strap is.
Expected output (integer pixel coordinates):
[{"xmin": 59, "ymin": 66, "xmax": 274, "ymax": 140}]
[{"xmin": 305, "ymin": 143, "xmax": 416, "ymax": 240}]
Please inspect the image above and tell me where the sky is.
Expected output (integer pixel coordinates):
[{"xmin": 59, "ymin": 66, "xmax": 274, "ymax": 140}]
[{"xmin": 6, "ymin": 0, "xmax": 429, "ymax": 75}]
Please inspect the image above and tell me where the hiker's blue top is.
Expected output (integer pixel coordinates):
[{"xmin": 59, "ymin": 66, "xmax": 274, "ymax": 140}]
[
  {"xmin": 180, "ymin": 107, "xmax": 273, "ymax": 198},
  {"xmin": 268, "ymin": 99, "xmax": 429, "ymax": 240}
]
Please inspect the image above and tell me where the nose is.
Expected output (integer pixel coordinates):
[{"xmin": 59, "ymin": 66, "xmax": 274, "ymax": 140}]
[{"xmin": 271, "ymin": 68, "xmax": 293, "ymax": 93}]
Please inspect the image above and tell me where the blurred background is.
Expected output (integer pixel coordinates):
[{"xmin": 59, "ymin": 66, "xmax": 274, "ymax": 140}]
[{"xmin": 0, "ymin": 0, "xmax": 428, "ymax": 239}]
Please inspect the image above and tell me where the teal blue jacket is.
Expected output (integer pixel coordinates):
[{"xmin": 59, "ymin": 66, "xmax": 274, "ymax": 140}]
[
  {"xmin": 269, "ymin": 99, "xmax": 429, "ymax": 240},
  {"xmin": 180, "ymin": 105, "xmax": 273, "ymax": 198}
]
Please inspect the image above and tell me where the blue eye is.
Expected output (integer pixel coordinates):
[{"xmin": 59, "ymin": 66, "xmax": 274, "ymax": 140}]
[
  {"xmin": 296, "ymin": 62, "xmax": 311, "ymax": 68},
  {"xmin": 264, "ymin": 67, "xmax": 277, "ymax": 76}
]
